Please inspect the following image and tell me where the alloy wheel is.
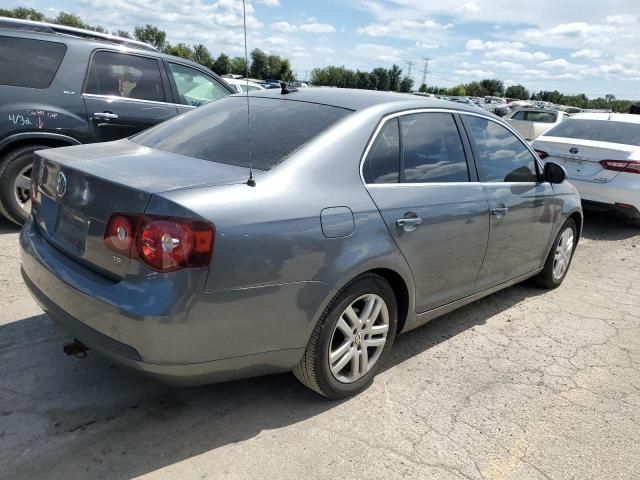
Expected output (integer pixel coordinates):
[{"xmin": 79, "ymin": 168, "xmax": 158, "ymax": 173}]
[
  {"xmin": 553, "ymin": 227, "xmax": 574, "ymax": 281},
  {"xmin": 13, "ymin": 164, "xmax": 32, "ymax": 215},
  {"xmin": 329, "ymin": 293, "xmax": 389, "ymax": 383}
]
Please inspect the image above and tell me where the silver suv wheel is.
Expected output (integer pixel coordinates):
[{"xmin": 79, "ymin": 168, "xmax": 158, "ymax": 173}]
[{"xmin": 13, "ymin": 164, "xmax": 32, "ymax": 216}]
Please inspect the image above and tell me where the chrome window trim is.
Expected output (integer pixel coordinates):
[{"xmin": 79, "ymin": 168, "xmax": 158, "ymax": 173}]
[
  {"xmin": 360, "ymin": 108, "xmax": 544, "ymax": 187},
  {"xmin": 82, "ymin": 92, "xmax": 191, "ymax": 108}
]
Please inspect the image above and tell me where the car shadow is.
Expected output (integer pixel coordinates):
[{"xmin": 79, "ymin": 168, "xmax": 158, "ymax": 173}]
[
  {"xmin": 2, "ymin": 283, "xmax": 539, "ymax": 479},
  {"xmin": 0, "ymin": 217, "xmax": 20, "ymax": 234},
  {"xmin": 580, "ymin": 209, "xmax": 638, "ymax": 241}
]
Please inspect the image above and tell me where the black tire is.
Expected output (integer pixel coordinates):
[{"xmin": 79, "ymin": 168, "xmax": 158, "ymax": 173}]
[
  {"xmin": 533, "ymin": 218, "xmax": 577, "ymax": 289},
  {"xmin": 293, "ymin": 274, "xmax": 397, "ymax": 399},
  {"xmin": 0, "ymin": 144, "xmax": 47, "ymax": 226}
]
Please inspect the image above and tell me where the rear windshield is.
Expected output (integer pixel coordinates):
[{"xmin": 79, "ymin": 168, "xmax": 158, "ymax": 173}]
[
  {"xmin": 0, "ymin": 36, "xmax": 67, "ymax": 89},
  {"xmin": 545, "ymin": 118, "xmax": 640, "ymax": 146},
  {"xmin": 134, "ymin": 97, "xmax": 352, "ymax": 170}
]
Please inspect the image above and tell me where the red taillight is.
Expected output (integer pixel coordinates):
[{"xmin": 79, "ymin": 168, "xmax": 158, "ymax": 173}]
[
  {"xmin": 600, "ymin": 160, "xmax": 640, "ymax": 174},
  {"xmin": 104, "ymin": 214, "xmax": 215, "ymax": 272},
  {"xmin": 535, "ymin": 149, "xmax": 549, "ymax": 160}
]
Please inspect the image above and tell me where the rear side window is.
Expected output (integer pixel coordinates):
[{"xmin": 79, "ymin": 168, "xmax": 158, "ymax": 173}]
[
  {"xmin": 133, "ymin": 97, "xmax": 351, "ymax": 170},
  {"xmin": 545, "ymin": 119, "xmax": 640, "ymax": 147},
  {"xmin": 400, "ymin": 113, "xmax": 469, "ymax": 183},
  {"xmin": 511, "ymin": 111, "xmax": 527, "ymax": 120},
  {"xmin": 527, "ymin": 111, "xmax": 557, "ymax": 123},
  {"xmin": 465, "ymin": 116, "xmax": 538, "ymax": 183},
  {"xmin": 168, "ymin": 63, "xmax": 228, "ymax": 107},
  {"xmin": 363, "ymin": 119, "xmax": 400, "ymax": 184},
  {"xmin": 85, "ymin": 51, "xmax": 165, "ymax": 102},
  {"xmin": 0, "ymin": 36, "xmax": 66, "ymax": 89}
]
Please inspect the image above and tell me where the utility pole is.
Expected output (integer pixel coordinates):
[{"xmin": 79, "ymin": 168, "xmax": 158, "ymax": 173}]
[
  {"xmin": 421, "ymin": 57, "xmax": 432, "ymax": 86},
  {"xmin": 404, "ymin": 60, "xmax": 415, "ymax": 80}
]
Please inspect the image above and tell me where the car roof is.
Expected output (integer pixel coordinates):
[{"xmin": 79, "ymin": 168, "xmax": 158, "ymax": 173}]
[
  {"xmin": 248, "ymin": 87, "xmax": 489, "ymax": 114},
  {"xmin": 0, "ymin": 18, "xmax": 213, "ymax": 72},
  {"xmin": 570, "ymin": 112, "xmax": 640, "ymax": 124}
]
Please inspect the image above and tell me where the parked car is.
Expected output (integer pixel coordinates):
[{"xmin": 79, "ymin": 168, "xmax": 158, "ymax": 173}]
[
  {"xmin": 223, "ymin": 78, "xmax": 266, "ymax": 93},
  {"xmin": 0, "ymin": 18, "xmax": 235, "ymax": 225},
  {"xmin": 20, "ymin": 89, "xmax": 582, "ymax": 398},
  {"xmin": 533, "ymin": 113, "xmax": 640, "ymax": 227},
  {"xmin": 506, "ymin": 108, "xmax": 568, "ymax": 141}
]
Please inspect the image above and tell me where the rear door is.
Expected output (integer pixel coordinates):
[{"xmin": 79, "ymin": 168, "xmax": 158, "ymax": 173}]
[
  {"xmin": 461, "ymin": 114, "xmax": 555, "ymax": 290},
  {"xmin": 363, "ymin": 111, "xmax": 490, "ymax": 313},
  {"xmin": 83, "ymin": 50, "xmax": 177, "ymax": 142},
  {"xmin": 163, "ymin": 61, "xmax": 232, "ymax": 114}
]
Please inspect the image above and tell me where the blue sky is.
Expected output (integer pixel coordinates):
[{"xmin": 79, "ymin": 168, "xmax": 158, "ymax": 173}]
[{"xmin": 11, "ymin": 0, "xmax": 640, "ymax": 99}]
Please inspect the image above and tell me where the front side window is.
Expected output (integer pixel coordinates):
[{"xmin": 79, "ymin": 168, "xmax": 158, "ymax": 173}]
[
  {"xmin": 363, "ymin": 119, "xmax": 400, "ymax": 184},
  {"xmin": 85, "ymin": 51, "xmax": 164, "ymax": 102},
  {"xmin": 465, "ymin": 116, "xmax": 538, "ymax": 183},
  {"xmin": 168, "ymin": 63, "xmax": 228, "ymax": 107},
  {"xmin": 0, "ymin": 36, "xmax": 66, "ymax": 89},
  {"xmin": 400, "ymin": 113, "xmax": 469, "ymax": 183}
]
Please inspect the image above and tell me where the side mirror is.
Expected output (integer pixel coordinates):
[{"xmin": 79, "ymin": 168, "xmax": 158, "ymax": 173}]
[{"xmin": 543, "ymin": 162, "xmax": 567, "ymax": 184}]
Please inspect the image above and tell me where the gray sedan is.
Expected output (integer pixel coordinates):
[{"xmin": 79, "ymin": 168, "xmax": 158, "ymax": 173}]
[{"xmin": 20, "ymin": 89, "xmax": 582, "ymax": 398}]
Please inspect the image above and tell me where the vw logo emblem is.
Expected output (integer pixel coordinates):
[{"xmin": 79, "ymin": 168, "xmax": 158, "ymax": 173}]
[
  {"xmin": 569, "ymin": 147, "xmax": 579, "ymax": 155},
  {"xmin": 56, "ymin": 171, "xmax": 67, "ymax": 197}
]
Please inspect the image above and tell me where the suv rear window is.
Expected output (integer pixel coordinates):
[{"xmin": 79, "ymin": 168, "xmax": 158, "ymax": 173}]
[
  {"xmin": 133, "ymin": 97, "xmax": 352, "ymax": 170},
  {"xmin": 0, "ymin": 36, "xmax": 66, "ymax": 89},
  {"xmin": 545, "ymin": 119, "xmax": 640, "ymax": 146}
]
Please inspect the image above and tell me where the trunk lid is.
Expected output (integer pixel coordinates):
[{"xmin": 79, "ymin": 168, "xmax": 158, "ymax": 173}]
[
  {"xmin": 33, "ymin": 139, "xmax": 253, "ymax": 280},
  {"xmin": 533, "ymin": 136, "xmax": 638, "ymax": 182}
]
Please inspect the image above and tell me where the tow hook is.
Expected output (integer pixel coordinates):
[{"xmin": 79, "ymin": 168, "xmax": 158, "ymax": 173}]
[{"xmin": 63, "ymin": 339, "xmax": 89, "ymax": 358}]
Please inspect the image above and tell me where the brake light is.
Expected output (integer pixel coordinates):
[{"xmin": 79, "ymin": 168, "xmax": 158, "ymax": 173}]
[
  {"xmin": 535, "ymin": 150, "xmax": 549, "ymax": 160},
  {"xmin": 104, "ymin": 214, "xmax": 215, "ymax": 272},
  {"xmin": 600, "ymin": 160, "xmax": 640, "ymax": 174}
]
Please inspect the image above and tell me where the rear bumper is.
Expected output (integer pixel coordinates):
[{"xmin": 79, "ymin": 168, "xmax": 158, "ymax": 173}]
[
  {"xmin": 19, "ymin": 218, "xmax": 328, "ymax": 385},
  {"xmin": 569, "ymin": 177, "xmax": 640, "ymax": 218}
]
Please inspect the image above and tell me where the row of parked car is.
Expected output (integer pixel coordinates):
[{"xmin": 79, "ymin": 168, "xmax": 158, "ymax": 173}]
[{"xmin": 0, "ymin": 17, "xmax": 638, "ymax": 229}]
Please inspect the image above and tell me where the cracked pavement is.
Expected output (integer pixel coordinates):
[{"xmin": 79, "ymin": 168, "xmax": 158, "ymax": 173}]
[{"xmin": 1, "ymin": 212, "xmax": 639, "ymax": 479}]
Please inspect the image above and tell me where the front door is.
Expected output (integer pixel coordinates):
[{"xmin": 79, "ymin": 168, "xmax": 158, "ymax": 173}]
[
  {"xmin": 461, "ymin": 114, "xmax": 556, "ymax": 290},
  {"xmin": 363, "ymin": 112, "xmax": 490, "ymax": 313},
  {"xmin": 83, "ymin": 50, "xmax": 177, "ymax": 142}
]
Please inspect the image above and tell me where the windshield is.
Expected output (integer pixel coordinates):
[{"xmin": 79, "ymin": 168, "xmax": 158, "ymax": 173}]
[
  {"xmin": 134, "ymin": 97, "xmax": 351, "ymax": 170},
  {"xmin": 544, "ymin": 119, "xmax": 640, "ymax": 146}
]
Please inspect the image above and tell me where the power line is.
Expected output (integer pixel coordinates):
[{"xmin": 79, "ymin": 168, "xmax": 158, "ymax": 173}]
[
  {"xmin": 404, "ymin": 60, "xmax": 415, "ymax": 79},
  {"xmin": 421, "ymin": 57, "xmax": 431, "ymax": 86}
]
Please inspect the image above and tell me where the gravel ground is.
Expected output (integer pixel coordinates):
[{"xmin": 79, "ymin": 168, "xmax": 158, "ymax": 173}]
[{"xmin": 1, "ymin": 212, "xmax": 639, "ymax": 480}]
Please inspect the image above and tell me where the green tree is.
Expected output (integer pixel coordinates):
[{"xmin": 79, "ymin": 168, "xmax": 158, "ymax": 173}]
[
  {"xmin": 54, "ymin": 12, "xmax": 86, "ymax": 29},
  {"xmin": 212, "ymin": 53, "xmax": 232, "ymax": 75},
  {"xmin": 192, "ymin": 44, "xmax": 213, "ymax": 67},
  {"xmin": 480, "ymin": 78, "xmax": 504, "ymax": 96},
  {"xmin": 164, "ymin": 43, "xmax": 193, "ymax": 60},
  {"xmin": 370, "ymin": 67, "xmax": 390, "ymax": 91},
  {"xmin": 115, "ymin": 30, "xmax": 131, "ymax": 39},
  {"xmin": 0, "ymin": 7, "xmax": 46, "ymax": 21},
  {"xmin": 230, "ymin": 56, "xmax": 248, "ymax": 76},
  {"xmin": 134, "ymin": 24, "xmax": 167, "ymax": 50},
  {"xmin": 505, "ymin": 84, "xmax": 530, "ymax": 100},
  {"xmin": 250, "ymin": 48, "xmax": 269, "ymax": 79},
  {"xmin": 388, "ymin": 64, "xmax": 403, "ymax": 92},
  {"xmin": 419, "ymin": 83, "xmax": 428, "ymax": 93},
  {"xmin": 449, "ymin": 84, "xmax": 467, "ymax": 96},
  {"xmin": 399, "ymin": 76, "xmax": 414, "ymax": 93}
]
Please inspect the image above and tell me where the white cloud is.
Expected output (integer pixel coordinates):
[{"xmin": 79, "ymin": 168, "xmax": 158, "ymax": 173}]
[
  {"xmin": 466, "ymin": 40, "xmax": 524, "ymax": 51},
  {"xmin": 485, "ymin": 48, "xmax": 550, "ymax": 62},
  {"xmin": 350, "ymin": 43, "xmax": 402, "ymax": 62},
  {"xmin": 357, "ymin": 19, "xmax": 452, "ymax": 45},
  {"xmin": 455, "ymin": 69, "xmax": 494, "ymax": 78},
  {"xmin": 271, "ymin": 20, "xmax": 335, "ymax": 33},
  {"xmin": 256, "ymin": 0, "xmax": 280, "ymax": 6},
  {"xmin": 571, "ymin": 49, "xmax": 602, "ymax": 59}
]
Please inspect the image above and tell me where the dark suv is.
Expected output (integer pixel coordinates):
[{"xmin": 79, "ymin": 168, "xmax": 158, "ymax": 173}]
[{"xmin": 0, "ymin": 18, "xmax": 235, "ymax": 225}]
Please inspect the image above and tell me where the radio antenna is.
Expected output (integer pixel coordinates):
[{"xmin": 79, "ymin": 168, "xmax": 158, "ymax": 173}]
[{"xmin": 242, "ymin": 0, "xmax": 255, "ymax": 187}]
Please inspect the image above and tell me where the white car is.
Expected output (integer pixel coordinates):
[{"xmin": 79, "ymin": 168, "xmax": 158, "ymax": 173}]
[
  {"xmin": 506, "ymin": 109, "xmax": 568, "ymax": 141},
  {"xmin": 532, "ymin": 113, "xmax": 640, "ymax": 227},
  {"xmin": 223, "ymin": 78, "xmax": 265, "ymax": 93}
]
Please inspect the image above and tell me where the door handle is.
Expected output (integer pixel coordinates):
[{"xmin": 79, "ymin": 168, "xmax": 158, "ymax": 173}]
[
  {"xmin": 396, "ymin": 216, "xmax": 422, "ymax": 232},
  {"xmin": 93, "ymin": 112, "xmax": 119, "ymax": 120},
  {"xmin": 491, "ymin": 207, "xmax": 509, "ymax": 218}
]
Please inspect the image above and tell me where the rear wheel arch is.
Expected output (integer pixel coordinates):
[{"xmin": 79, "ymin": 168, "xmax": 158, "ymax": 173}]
[{"xmin": 0, "ymin": 133, "xmax": 82, "ymax": 160}]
